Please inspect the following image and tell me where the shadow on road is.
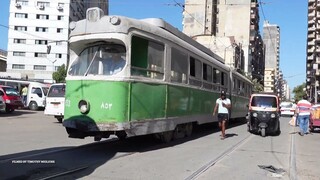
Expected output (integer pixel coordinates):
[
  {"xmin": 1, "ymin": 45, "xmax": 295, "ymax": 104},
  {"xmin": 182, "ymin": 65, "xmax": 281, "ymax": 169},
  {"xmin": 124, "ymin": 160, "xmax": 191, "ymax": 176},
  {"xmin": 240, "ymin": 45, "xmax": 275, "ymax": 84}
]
[
  {"xmin": 0, "ymin": 118, "xmax": 247, "ymax": 179},
  {"xmin": 0, "ymin": 109, "xmax": 38, "ymax": 117}
]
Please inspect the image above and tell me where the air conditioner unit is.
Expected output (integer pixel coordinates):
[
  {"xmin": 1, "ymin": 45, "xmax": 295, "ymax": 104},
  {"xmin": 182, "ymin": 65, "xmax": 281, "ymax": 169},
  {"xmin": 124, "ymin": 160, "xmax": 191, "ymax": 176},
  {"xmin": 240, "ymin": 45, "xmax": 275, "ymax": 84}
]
[
  {"xmin": 15, "ymin": 3, "xmax": 21, "ymax": 8},
  {"xmin": 57, "ymin": 6, "xmax": 63, "ymax": 10},
  {"xmin": 38, "ymin": 5, "xmax": 45, "ymax": 10}
]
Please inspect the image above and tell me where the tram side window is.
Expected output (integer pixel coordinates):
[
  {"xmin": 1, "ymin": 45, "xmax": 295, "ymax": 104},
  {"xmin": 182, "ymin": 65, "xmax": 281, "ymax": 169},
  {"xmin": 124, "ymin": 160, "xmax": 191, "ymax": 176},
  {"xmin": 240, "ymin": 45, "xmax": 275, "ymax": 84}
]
[
  {"xmin": 189, "ymin": 57, "xmax": 202, "ymax": 86},
  {"xmin": 203, "ymin": 63, "xmax": 212, "ymax": 89},
  {"xmin": 131, "ymin": 36, "xmax": 164, "ymax": 79},
  {"xmin": 171, "ymin": 48, "xmax": 188, "ymax": 83},
  {"xmin": 221, "ymin": 71, "xmax": 228, "ymax": 89},
  {"xmin": 213, "ymin": 68, "xmax": 221, "ymax": 91},
  {"xmin": 233, "ymin": 78, "xmax": 238, "ymax": 94}
]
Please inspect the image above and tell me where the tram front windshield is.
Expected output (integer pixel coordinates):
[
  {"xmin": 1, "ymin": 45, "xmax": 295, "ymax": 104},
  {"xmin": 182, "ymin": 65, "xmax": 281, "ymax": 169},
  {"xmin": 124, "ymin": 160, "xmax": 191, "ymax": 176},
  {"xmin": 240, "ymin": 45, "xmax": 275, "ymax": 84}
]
[
  {"xmin": 68, "ymin": 44, "xmax": 126, "ymax": 76},
  {"xmin": 251, "ymin": 96, "xmax": 277, "ymax": 108}
]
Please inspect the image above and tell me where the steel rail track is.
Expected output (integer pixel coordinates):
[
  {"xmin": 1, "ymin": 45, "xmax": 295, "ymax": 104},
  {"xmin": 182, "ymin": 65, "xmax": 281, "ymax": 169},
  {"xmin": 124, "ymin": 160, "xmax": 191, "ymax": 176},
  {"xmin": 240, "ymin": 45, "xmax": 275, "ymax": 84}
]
[{"xmin": 184, "ymin": 133, "xmax": 253, "ymax": 180}]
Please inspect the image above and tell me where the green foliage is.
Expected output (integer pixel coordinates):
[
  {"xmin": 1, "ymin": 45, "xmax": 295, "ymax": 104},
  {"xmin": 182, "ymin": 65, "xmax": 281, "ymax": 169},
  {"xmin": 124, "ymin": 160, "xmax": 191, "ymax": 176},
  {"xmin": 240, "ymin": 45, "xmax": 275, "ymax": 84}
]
[
  {"xmin": 292, "ymin": 83, "xmax": 306, "ymax": 101},
  {"xmin": 238, "ymin": 72, "xmax": 263, "ymax": 93},
  {"xmin": 52, "ymin": 64, "xmax": 67, "ymax": 83},
  {"xmin": 252, "ymin": 78, "xmax": 264, "ymax": 92}
]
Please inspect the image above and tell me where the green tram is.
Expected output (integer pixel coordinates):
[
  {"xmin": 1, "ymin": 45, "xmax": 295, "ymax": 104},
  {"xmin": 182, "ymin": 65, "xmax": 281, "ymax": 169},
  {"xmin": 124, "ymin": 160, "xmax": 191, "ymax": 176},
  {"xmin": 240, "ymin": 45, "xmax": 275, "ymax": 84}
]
[{"xmin": 63, "ymin": 8, "xmax": 252, "ymax": 142}]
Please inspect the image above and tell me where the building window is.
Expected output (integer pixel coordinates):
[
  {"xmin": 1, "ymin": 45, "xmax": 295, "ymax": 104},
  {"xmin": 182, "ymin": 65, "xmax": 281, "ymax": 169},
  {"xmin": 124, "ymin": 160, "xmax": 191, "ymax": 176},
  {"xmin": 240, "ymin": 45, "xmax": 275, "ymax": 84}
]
[
  {"xmin": 35, "ymin": 40, "xmax": 48, "ymax": 45},
  {"xmin": 36, "ymin": 14, "xmax": 49, "ymax": 20},
  {"xmin": 14, "ymin": 26, "xmax": 27, "ymax": 31},
  {"xmin": 34, "ymin": 52, "xmax": 47, "ymax": 57},
  {"xmin": 13, "ymin": 51, "xmax": 25, "ymax": 56},
  {"xmin": 15, "ymin": 13, "xmax": 28, "ymax": 18},
  {"xmin": 57, "ymin": 15, "xmax": 64, "ymax": 20},
  {"xmin": 57, "ymin": 28, "xmax": 63, "ymax": 33},
  {"xmin": 37, "ymin": 2, "xmax": 50, "ymax": 7},
  {"xmin": 12, "ymin": 64, "xmax": 25, "ymax": 69},
  {"xmin": 34, "ymin": 65, "xmax": 46, "ymax": 70},
  {"xmin": 16, "ymin": 0, "xmax": 28, "ymax": 5},
  {"xmin": 36, "ymin": 27, "xmax": 48, "ymax": 32},
  {"xmin": 55, "ymin": 54, "xmax": 62, "ymax": 58},
  {"xmin": 55, "ymin": 66, "xmax": 60, "ymax": 71},
  {"xmin": 14, "ymin": 39, "xmax": 26, "ymax": 44}
]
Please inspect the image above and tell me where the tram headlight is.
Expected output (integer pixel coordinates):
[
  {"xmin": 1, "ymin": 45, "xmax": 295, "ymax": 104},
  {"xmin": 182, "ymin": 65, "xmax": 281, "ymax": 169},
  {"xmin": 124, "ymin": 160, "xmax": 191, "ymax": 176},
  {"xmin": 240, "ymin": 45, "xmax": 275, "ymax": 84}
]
[
  {"xmin": 86, "ymin": 7, "xmax": 104, "ymax": 22},
  {"xmin": 78, "ymin": 100, "xmax": 90, "ymax": 114},
  {"xmin": 252, "ymin": 112, "xmax": 258, "ymax": 118},
  {"xmin": 271, "ymin": 113, "xmax": 276, "ymax": 118}
]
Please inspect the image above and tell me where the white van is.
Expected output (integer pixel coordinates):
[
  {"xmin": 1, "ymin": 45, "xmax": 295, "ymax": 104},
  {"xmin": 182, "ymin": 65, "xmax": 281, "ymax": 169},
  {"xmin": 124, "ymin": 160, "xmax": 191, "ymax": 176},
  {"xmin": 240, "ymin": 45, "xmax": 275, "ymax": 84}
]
[
  {"xmin": 44, "ymin": 83, "xmax": 65, "ymax": 123},
  {"xmin": 27, "ymin": 82, "xmax": 49, "ymax": 110}
]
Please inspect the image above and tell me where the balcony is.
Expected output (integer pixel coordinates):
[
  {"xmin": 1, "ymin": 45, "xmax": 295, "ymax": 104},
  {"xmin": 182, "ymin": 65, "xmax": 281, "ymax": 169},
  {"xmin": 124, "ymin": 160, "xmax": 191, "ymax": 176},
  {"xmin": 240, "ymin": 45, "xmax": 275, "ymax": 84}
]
[
  {"xmin": 309, "ymin": 9, "xmax": 316, "ymax": 16},
  {"xmin": 309, "ymin": 26, "xmax": 316, "ymax": 31},
  {"xmin": 251, "ymin": 2, "xmax": 257, "ymax": 8},
  {"xmin": 317, "ymin": 56, "xmax": 320, "ymax": 63},
  {"xmin": 308, "ymin": 47, "xmax": 315, "ymax": 53},
  {"xmin": 309, "ymin": 0, "xmax": 316, "ymax": 6},
  {"xmin": 308, "ymin": 55, "xmax": 315, "ymax": 61},
  {"xmin": 308, "ymin": 32, "xmax": 316, "ymax": 39}
]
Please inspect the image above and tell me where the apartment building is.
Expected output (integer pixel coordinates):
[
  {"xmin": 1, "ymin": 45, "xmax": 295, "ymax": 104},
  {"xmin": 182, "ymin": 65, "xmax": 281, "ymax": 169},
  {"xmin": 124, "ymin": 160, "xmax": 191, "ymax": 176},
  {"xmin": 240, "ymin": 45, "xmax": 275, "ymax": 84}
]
[
  {"xmin": 5, "ymin": 0, "xmax": 108, "ymax": 82},
  {"xmin": 0, "ymin": 49, "xmax": 7, "ymax": 72},
  {"xmin": 263, "ymin": 21, "xmax": 280, "ymax": 93},
  {"xmin": 183, "ymin": 0, "xmax": 264, "ymax": 82},
  {"xmin": 306, "ymin": 0, "xmax": 320, "ymax": 103}
]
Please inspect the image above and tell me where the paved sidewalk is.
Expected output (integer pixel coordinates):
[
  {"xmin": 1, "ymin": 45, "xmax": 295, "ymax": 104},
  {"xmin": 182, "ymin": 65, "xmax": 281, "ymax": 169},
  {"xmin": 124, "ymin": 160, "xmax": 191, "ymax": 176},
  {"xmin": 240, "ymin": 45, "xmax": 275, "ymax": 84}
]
[{"xmin": 293, "ymin": 126, "xmax": 320, "ymax": 180}]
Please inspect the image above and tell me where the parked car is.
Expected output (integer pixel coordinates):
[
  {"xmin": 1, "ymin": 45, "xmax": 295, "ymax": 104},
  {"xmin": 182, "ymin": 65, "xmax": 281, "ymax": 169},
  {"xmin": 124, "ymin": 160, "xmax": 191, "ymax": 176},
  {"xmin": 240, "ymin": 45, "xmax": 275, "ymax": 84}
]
[
  {"xmin": 0, "ymin": 93, "xmax": 6, "ymax": 112},
  {"xmin": 0, "ymin": 85, "xmax": 24, "ymax": 113},
  {"xmin": 44, "ymin": 83, "xmax": 65, "ymax": 123},
  {"xmin": 280, "ymin": 101, "xmax": 295, "ymax": 117},
  {"xmin": 310, "ymin": 104, "xmax": 320, "ymax": 132}
]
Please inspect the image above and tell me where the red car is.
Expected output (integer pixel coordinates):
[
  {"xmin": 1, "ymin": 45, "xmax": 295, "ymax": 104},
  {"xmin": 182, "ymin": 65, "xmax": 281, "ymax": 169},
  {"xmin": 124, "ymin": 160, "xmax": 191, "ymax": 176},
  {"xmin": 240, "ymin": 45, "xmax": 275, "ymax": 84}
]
[{"xmin": 0, "ymin": 85, "xmax": 24, "ymax": 113}]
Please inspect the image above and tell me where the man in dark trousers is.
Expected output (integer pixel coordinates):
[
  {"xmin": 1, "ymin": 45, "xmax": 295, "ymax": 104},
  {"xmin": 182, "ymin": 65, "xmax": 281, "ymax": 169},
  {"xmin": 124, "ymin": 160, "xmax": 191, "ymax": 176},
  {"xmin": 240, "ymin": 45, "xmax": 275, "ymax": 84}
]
[{"xmin": 213, "ymin": 90, "xmax": 231, "ymax": 140}]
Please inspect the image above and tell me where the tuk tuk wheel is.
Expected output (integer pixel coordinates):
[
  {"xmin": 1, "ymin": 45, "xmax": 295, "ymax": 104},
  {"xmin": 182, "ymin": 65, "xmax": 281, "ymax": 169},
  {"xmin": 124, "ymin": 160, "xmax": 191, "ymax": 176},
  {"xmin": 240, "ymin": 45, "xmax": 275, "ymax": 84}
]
[
  {"xmin": 261, "ymin": 128, "xmax": 266, "ymax": 137},
  {"xmin": 310, "ymin": 127, "xmax": 314, "ymax": 133}
]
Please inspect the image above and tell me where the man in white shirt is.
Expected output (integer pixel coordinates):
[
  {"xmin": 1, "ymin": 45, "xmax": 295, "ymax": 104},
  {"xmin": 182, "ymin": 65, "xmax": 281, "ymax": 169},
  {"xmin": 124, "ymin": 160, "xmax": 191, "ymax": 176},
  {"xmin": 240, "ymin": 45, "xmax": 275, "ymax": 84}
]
[{"xmin": 213, "ymin": 90, "xmax": 231, "ymax": 140}]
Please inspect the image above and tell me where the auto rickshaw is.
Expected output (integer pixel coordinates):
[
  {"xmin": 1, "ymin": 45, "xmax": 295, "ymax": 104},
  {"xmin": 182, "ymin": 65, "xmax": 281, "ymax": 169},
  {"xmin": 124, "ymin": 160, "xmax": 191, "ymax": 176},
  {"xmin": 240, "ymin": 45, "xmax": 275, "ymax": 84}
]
[
  {"xmin": 247, "ymin": 93, "xmax": 281, "ymax": 137},
  {"xmin": 310, "ymin": 104, "xmax": 320, "ymax": 132}
]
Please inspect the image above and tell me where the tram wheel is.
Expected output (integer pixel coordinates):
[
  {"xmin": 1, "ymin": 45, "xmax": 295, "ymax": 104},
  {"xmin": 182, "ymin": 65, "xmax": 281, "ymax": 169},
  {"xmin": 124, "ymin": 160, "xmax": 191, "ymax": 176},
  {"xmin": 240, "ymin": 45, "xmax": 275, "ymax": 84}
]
[
  {"xmin": 160, "ymin": 131, "xmax": 173, "ymax": 143},
  {"xmin": 116, "ymin": 131, "xmax": 127, "ymax": 140},
  {"xmin": 261, "ymin": 128, "xmax": 266, "ymax": 137},
  {"xmin": 185, "ymin": 123, "xmax": 193, "ymax": 137}
]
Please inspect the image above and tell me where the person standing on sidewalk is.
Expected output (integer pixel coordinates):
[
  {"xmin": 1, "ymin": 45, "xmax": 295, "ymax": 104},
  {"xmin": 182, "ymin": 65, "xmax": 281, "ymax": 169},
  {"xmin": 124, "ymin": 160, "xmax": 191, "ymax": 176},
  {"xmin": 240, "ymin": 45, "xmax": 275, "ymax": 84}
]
[
  {"xmin": 296, "ymin": 94, "xmax": 312, "ymax": 136},
  {"xmin": 213, "ymin": 90, "xmax": 231, "ymax": 140},
  {"xmin": 21, "ymin": 85, "xmax": 28, "ymax": 107}
]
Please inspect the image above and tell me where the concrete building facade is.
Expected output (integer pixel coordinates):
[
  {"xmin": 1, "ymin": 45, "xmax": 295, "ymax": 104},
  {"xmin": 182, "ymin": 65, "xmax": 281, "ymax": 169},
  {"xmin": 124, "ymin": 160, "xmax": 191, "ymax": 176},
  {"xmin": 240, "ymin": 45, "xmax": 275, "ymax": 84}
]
[
  {"xmin": 182, "ymin": 0, "xmax": 264, "ymax": 83},
  {"xmin": 0, "ymin": 49, "xmax": 7, "ymax": 72},
  {"xmin": 262, "ymin": 21, "xmax": 280, "ymax": 93},
  {"xmin": 5, "ymin": 0, "xmax": 108, "ymax": 82},
  {"xmin": 306, "ymin": 0, "xmax": 320, "ymax": 103}
]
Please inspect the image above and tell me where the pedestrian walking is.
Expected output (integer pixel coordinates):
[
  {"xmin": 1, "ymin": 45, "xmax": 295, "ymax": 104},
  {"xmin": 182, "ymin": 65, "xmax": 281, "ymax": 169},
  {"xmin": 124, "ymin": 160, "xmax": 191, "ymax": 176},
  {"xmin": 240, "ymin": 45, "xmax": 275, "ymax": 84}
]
[
  {"xmin": 296, "ymin": 94, "xmax": 312, "ymax": 136},
  {"xmin": 213, "ymin": 90, "xmax": 231, "ymax": 140}
]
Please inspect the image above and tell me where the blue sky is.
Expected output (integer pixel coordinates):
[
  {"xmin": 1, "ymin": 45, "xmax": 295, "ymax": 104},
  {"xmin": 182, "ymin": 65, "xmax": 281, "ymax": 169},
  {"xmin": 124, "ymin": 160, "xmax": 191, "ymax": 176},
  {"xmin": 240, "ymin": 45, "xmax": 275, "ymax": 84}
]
[{"xmin": 0, "ymin": 0, "xmax": 307, "ymax": 91}]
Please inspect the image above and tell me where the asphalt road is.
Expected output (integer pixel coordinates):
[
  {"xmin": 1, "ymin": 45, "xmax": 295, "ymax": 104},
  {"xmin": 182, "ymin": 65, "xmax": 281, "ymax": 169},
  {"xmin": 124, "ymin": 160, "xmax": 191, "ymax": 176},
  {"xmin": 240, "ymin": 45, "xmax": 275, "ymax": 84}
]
[{"xmin": 0, "ymin": 110, "xmax": 319, "ymax": 180}]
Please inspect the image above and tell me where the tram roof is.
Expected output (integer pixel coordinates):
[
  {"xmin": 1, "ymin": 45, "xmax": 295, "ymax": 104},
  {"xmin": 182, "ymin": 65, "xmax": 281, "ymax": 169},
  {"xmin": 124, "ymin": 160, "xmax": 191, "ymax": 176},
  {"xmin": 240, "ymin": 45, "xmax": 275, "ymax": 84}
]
[
  {"xmin": 141, "ymin": 18, "xmax": 224, "ymax": 63},
  {"xmin": 70, "ymin": 13, "xmax": 225, "ymax": 65}
]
